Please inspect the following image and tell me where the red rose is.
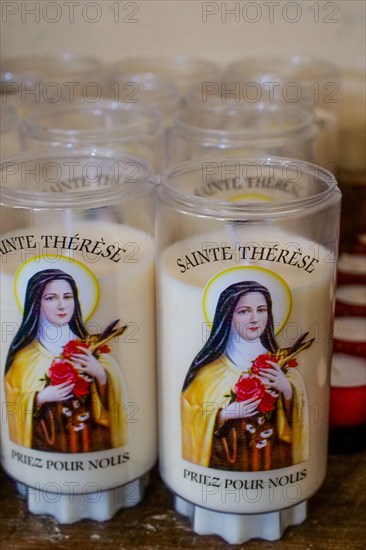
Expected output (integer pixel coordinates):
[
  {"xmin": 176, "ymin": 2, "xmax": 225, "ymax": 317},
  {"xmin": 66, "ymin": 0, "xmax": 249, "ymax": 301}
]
[
  {"xmin": 97, "ymin": 344, "xmax": 111, "ymax": 354},
  {"xmin": 49, "ymin": 359, "xmax": 78, "ymax": 386},
  {"xmin": 251, "ymin": 354, "xmax": 279, "ymax": 374},
  {"xmin": 234, "ymin": 375, "xmax": 266, "ymax": 402},
  {"xmin": 73, "ymin": 377, "xmax": 90, "ymax": 398},
  {"xmin": 63, "ymin": 340, "xmax": 89, "ymax": 359},
  {"xmin": 287, "ymin": 358, "xmax": 298, "ymax": 369},
  {"xmin": 258, "ymin": 391, "xmax": 277, "ymax": 414}
]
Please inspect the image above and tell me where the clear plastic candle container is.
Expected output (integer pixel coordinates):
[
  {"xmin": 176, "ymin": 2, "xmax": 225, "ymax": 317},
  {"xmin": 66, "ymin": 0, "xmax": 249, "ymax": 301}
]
[
  {"xmin": 20, "ymin": 101, "xmax": 165, "ymax": 171},
  {"xmin": 156, "ymin": 157, "xmax": 341, "ymax": 544},
  {"xmin": 1, "ymin": 52, "xmax": 102, "ymax": 83},
  {"xmin": 0, "ymin": 104, "xmax": 22, "ymax": 158},
  {"xmin": 1, "ymin": 53, "xmax": 104, "ymax": 113},
  {"xmin": 0, "ymin": 149, "xmax": 157, "ymax": 523},
  {"xmin": 226, "ymin": 56, "xmax": 341, "ymax": 172},
  {"xmin": 110, "ymin": 55, "xmax": 220, "ymax": 95},
  {"xmin": 167, "ymin": 103, "xmax": 317, "ymax": 166},
  {"xmin": 338, "ymin": 69, "xmax": 366, "ymax": 180},
  {"xmin": 186, "ymin": 77, "xmax": 314, "ymax": 114},
  {"xmin": 103, "ymin": 73, "xmax": 184, "ymax": 127},
  {"xmin": 1, "ymin": 52, "xmax": 104, "ymax": 98}
]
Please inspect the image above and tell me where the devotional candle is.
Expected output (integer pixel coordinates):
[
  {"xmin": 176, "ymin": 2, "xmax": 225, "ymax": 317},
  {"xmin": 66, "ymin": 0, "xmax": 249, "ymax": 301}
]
[
  {"xmin": 1, "ymin": 53, "xmax": 104, "ymax": 119},
  {"xmin": 226, "ymin": 56, "xmax": 341, "ymax": 172},
  {"xmin": 0, "ymin": 150, "xmax": 157, "ymax": 522},
  {"xmin": 20, "ymin": 100, "xmax": 165, "ymax": 172},
  {"xmin": 156, "ymin": 157, "xmax": 341, "ymax": 544},
  {"xmin": 109, "ymin": 54, "xmax": 219, "ymax": 95},
  {"xmin": 167, "ymin": 103, "xmax": 317, "ymax": 167}
]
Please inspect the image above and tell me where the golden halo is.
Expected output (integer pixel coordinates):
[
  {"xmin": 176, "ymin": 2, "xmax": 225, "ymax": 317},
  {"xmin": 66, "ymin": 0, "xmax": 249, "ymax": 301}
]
[
  {"xmin": 202, "ymin": 266, "xmax": 292, "ymax": 335},
  {"xmin": 230, "ymin": 193, "xmax": 273, "ymax": 203},
  {"xmin": 14, "ymin": 255, "xmax": 99, "ymax": 321}
]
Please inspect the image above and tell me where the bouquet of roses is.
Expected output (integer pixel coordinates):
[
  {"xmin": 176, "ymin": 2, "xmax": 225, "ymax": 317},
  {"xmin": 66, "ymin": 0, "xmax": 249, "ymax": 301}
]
[
  {"xmin": 44, "ymin": 320, "xmax": 127, "ymax": 401},
  {"xmin": 225, "ymin": 333, "xmax": 314, "ymax": 447},
  {"xmin": 232, "ymin": 352, "xmax": 297, "ymax": 414}
]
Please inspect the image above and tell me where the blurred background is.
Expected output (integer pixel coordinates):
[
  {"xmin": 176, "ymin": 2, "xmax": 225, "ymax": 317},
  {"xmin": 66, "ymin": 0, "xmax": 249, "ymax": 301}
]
[
  {"xmin": 0, "ymin": 0, "xmax": 366, "ymax": 241},
  {"xmin": 1, "ymin": 1, "xmax": 364, "ymax": 170}
]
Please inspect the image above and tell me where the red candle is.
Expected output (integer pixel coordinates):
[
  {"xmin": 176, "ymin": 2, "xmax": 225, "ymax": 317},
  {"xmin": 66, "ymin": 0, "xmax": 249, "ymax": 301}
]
[
  {"xmin": 329, "ymin": 353, "xmax": 366, "ymax": 427},
  {"xmin": 333, "ymin": 317, "xmax": 366, "ymax": 357},
  {"xmin": 335, "ymin": 285, "xmax": 366, "ymax": 317},
  {"xmin": 337, "ymin": 253, "xmax": 366, "ymax": 285}
]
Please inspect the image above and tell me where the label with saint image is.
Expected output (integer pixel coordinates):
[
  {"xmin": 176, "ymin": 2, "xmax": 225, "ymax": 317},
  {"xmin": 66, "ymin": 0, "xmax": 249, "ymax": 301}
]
[
  {"xmin": 158, "ymin": 227, "xmax": 335, "ymax": 513},
  {"xmin": 0, "ymin": 223, "xmax": 156, "ymax": 492}
]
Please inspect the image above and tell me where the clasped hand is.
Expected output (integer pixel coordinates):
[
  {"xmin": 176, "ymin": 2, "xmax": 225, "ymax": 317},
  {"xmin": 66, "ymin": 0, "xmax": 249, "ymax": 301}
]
[
  {"xmin": 37, "ymin": 346, "xmax": 107, "ymax": 405},
  {"xmin": 259, "ymin": 360, "xmax": 292, "ymax": 401},
  {"xmin": 219, "ymin": 360, "xmax": 293, "ymax": 422}
]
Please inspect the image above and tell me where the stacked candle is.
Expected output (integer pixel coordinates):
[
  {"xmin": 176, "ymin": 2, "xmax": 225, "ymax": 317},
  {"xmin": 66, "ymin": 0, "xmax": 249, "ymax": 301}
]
[
  {"xmin": 1, "ymin": 53, "xmax": 104, "ymax": 119},
  {"xmin": 167, "ymin": 102, "xmax": 317, "ymax": 167},
  {"xmin": 108, "ymin": 54, "xmax": 220, "ymax": 96},
  {"xmin": 329, "ymin": 235, "xmax": 366, "ymax": 454},
  {"xmin": 225, "ymin": 55, "xmax": 340, "ymax": 172},
  {"xmin": 20, "ymin": 100, "xmax": 165, "ymax": 172},
  {"xmin": 102, "ymin": 73, "xmax": 184, "ymax": 127}
]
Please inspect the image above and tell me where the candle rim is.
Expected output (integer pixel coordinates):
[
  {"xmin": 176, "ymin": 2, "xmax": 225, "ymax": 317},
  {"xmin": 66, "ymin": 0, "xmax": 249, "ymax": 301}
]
[
  {"xmin": 110, "ymin": 54, "xmax": 219, "ymax": 79},
  {"xmin": 158, "ymin": 156, "xmax": 339, "ymax": 218},
  {"xmin": 227, "ymin": 54, "xmax": 340, "ymax": 83},
  {"xmin": 185, "ymin": 80, "xmax": 315, "ymax": 113},
  {"xmin": 21, "ymin": 100, "xmax": 164, "ymax": 142},
  {"xmin": 172, "ymin": 102, "xmax": 316, "ymax": 141},
  {"xmin": 1, "ymin": 52, "xmax": 103, "ymax": 82},
  {"xmin": 0, "ymin": 148, "xmax": 157, "ymax": 209},
  {"xmin": 104, "ymin": 72, "xmax": 184, "ymax": 111}
]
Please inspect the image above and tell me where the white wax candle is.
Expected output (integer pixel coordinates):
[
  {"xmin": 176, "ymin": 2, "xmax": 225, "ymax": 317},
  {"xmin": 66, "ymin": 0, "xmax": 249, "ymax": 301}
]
[
  {"xmin": 158, "ymin": 227, "xmax": 335, "ymax": 514},
  {"xmin": 1, "ymin": 222, "xmax": 156, "ymax": 494}
]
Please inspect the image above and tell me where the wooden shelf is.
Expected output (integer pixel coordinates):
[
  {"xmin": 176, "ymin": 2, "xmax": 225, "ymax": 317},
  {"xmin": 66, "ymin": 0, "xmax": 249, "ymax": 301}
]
[{"xmin": 1, "ymin": 451, "xmax": 365, "ymax": 549}]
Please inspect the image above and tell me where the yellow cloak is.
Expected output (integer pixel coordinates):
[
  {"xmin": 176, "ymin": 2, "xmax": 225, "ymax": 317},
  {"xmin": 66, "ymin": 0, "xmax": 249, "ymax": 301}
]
[
  {"xmin": 5, "ymin": 340, "xmax": 128, "ymax": 450},
  {"xmin": 181, "ymin": 355, "xmax": 309, "ymax": 469}
]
